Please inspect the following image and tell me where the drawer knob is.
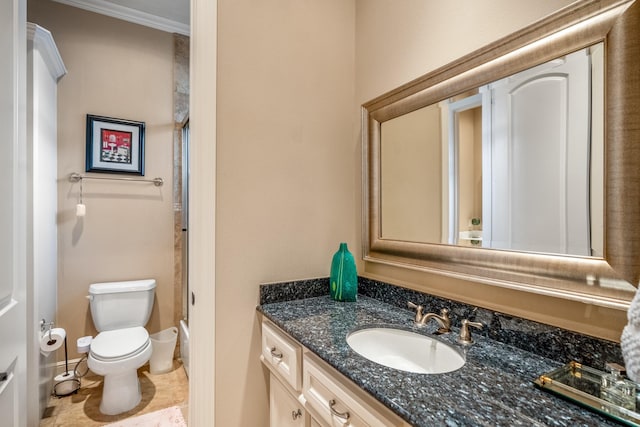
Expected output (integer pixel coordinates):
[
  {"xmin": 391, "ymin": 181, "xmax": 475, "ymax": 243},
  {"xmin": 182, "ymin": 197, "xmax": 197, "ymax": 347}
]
[
  {"xmin": 292, "ymin": 408, "xmax": 302, "ymax": 420},
  {"xmin": 329, "ymin": 399, "xmax": 350, "ymax": 422},
  {"xmin": 270, "ymin": 346, "xmax": 283, "ymax": 359}
]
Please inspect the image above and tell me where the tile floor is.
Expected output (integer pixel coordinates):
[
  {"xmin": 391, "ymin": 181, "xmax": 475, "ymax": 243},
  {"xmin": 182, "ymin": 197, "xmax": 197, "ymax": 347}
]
[{"xmin": 39, "ymin": 360, "xmax": 188, "ymax": 426}]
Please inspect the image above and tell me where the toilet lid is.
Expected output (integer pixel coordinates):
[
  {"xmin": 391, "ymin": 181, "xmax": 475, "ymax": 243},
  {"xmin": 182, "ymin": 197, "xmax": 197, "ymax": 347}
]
[{"xmin": 90, "ymin": 327, "xmax": 149, "ymax": 360}]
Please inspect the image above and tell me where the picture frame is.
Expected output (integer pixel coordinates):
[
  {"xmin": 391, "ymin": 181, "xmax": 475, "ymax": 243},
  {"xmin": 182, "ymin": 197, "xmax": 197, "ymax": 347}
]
[{"xmin": 86, "ymin": 114, "xmax": 145, "ymax": 175}]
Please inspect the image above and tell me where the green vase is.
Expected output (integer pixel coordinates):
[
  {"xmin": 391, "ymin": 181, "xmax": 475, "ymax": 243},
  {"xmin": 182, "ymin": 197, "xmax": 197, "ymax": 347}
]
[{"xmin": 330, "ymin": 243, "xmax": 357, "ymax": 302}]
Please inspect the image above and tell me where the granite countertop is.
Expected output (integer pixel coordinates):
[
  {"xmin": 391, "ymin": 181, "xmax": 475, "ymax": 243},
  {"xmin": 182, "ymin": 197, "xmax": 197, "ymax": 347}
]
[{"xmin": 258, "ymin": 294, "xmax": 620, "ymax": 427}]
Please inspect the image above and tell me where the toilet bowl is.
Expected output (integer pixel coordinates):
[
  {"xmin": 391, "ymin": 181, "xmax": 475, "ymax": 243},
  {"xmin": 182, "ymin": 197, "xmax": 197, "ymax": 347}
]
[
  {"xmin": 86, "ymin": 279, "xmax": 156, "ymax": 415},
  {"xmin": 88, "ymin": 327, "xmax": 152, "ymax": 415}
]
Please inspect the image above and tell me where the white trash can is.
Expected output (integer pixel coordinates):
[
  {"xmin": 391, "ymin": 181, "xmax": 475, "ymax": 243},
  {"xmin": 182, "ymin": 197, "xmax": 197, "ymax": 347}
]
[{"xmin": 149, "ymin": 326, "xmax": 178, "ymax": 374}]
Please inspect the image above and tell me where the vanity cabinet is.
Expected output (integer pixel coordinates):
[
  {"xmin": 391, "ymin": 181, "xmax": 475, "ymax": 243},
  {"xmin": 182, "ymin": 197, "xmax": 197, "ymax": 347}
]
[
  {"xmin": 261, "ymin": 319, "xmax": 408, "ymax": 427},
  {"xmin": 261, "ymin": 320, "xmax": 302, "ymax": 390},
  {"xmin": 261, "ymin": 320, "xmax": 308, "ymax": 426},
  {"xmin": 270, "ymin": 373, "xmax": 307, "ymax": 426},
  {"xmin": 303, "ymin": 352, "xmax": 407, "ymax": 427}
]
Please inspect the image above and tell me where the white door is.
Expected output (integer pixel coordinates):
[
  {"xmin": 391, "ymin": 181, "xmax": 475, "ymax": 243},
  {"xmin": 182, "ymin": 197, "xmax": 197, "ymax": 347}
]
[
  {"xmin": 0, "ymin": 0, "xmax": 28, "ymax": 425},
  {"xmin": 486, "ymin": 48, "xmax": 591, "ymax": 255}
]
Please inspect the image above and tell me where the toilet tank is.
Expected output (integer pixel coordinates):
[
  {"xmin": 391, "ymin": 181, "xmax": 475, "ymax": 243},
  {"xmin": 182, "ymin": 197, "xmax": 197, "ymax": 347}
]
[{"xmin": 89, "ymin": 279, "xmax": 156, "ymax": 332}]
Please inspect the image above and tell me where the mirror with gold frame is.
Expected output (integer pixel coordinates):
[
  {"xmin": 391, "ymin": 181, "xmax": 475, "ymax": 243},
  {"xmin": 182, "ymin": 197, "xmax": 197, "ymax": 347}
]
[{"xmin": 362, "ymin": 0, "xmax": 640, "ymax": 309}]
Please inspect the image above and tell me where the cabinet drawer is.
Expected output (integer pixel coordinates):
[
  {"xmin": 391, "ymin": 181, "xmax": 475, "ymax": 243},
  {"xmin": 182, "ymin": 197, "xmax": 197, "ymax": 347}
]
[
  {"xmin": 303, "ymin": 353, "xmax": 405, "ymax": 427},
  {"xmin": 262, "ymin": 320, "xmax": 302, "ymax": 391}
]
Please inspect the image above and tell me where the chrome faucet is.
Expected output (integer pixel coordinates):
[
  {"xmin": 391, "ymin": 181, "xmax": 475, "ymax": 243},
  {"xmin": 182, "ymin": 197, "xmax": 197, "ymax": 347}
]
[{"xmin": 407, "ymin": 302, "xmax": 451, "ymax": 333}]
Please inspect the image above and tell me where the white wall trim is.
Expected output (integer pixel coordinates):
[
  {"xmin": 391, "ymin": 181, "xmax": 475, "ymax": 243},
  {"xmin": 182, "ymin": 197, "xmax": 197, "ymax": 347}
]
[
  {"xmin": 52, "ymin": 0, "xmax": 190, "ymax": 36},
  {"xmin": 26, "ymin": 23, "xmax": 67, "ymax": 81},
  {"xmin": 189, "ymin": 0, "xmax": 216, "ymax": 424}
]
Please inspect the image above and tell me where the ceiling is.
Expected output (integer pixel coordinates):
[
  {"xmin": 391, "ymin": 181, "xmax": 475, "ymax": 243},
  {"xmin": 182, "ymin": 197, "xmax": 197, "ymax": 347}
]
[{"xmin": 52, "ymin": 0, "xmax": 190, "ymax": 36}]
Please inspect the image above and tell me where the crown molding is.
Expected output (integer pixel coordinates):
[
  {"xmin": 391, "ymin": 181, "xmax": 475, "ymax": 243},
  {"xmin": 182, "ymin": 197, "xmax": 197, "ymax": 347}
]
[
  {"xmin": 27, "ymin": 23, "xmax": 67, "ymax": 81},
  {"xmin": 52, "ymin": 0, "xmax": 190, "ymax": 36}
]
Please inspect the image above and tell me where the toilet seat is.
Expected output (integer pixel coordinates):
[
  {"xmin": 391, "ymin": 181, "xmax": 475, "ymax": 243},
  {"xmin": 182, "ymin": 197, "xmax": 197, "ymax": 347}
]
[{"xmin": 90, "ymin": 327, "xmax": 149, "ymax": 361}]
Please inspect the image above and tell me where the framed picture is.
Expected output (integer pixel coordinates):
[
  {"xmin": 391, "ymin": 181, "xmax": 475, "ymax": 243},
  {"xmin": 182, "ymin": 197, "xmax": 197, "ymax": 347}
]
[{"xmin": 86, "ymin": 114, "xmax": 145, "ymax": 175}]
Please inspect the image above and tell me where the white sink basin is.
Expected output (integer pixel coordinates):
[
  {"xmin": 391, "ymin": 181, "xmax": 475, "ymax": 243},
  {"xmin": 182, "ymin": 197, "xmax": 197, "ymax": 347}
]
[{"xmin": 346, "ymin": 327, "xmax": 465, "ymax": 374}]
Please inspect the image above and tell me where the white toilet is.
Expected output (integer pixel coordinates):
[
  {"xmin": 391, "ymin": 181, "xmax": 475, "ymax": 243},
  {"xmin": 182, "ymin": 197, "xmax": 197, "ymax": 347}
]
[{"xmin": 87, "ymin": 279, "xmax": 156, "ymax": 415}]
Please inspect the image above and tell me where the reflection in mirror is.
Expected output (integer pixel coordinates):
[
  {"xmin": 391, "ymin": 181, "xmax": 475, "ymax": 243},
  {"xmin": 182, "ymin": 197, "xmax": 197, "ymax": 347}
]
[
  {"xmin": 380, "ymin": 44, "xmax": 604, "ymax": 258},
  {"xmin": 381, "ymin": 104, "xmax": 443, "ymax": 243},
  {"xmin": 450, "ymin": 95, "xmax": 483, "ymax": 248}
]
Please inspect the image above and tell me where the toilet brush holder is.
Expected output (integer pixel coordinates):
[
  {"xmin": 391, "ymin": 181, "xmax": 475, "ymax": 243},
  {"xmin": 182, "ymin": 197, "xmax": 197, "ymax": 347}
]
[{"xmin": 53, "ymin": 335, "xmax": 81, "ymax": 397}]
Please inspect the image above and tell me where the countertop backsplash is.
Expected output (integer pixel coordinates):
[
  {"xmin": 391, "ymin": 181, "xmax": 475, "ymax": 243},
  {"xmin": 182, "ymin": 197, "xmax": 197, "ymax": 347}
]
[
  {"xmin": 259, "ymin": 277, "xmax": 329, "ymax": 304},
  {"xmin": 259, "ymin": 276, "xmax": 623, "ymax": 370}
]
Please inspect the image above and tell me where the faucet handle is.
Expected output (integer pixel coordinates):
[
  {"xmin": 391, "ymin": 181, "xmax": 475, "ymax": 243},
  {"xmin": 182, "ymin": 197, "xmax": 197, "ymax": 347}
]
[
  {"xmin": 407, "ymin": 301, "xmax": 423, "ymax": 323},
  {"xmin": 458, "ymin": 319, "xmax": 483, "ymax": 345},
  {"xmin": 437, "ymin": 308, "xmax": 451, "ymax": 333}
]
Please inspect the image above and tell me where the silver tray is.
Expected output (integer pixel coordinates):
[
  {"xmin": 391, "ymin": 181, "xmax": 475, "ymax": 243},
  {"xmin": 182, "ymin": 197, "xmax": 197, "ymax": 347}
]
[{"xmin": 534, "ymin": 361, "xmax": 640, "ymax": 426}]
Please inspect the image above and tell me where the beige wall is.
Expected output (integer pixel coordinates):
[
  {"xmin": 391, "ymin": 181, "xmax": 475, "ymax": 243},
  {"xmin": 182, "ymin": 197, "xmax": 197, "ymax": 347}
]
[
  {"xmin": 457, "ymin": 106, "xmax": 482, "ymax": 234},
  {"xmin": 381, "ymin": 105, "xmax": 442, "ymax": 242},
  {"xmin": 28, "ymin": 0, "xmax": 175, "ymax": 359},
  {"xmin": 356, "ymin": 0, "xmax": 627, "ymax": 342},
  {"xmin": 216, "ymin": 1, "xmax": 356, "ymax": 425}
]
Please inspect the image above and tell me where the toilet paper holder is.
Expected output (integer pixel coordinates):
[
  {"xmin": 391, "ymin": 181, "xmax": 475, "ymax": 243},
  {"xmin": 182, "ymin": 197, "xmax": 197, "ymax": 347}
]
[
  {"xmin": 40, "ymin": 319, "xmax": 58, "ymax": 345},
  {"xmin": 40, "ymin": 319, "xmax": 54, "ymax": 332}
]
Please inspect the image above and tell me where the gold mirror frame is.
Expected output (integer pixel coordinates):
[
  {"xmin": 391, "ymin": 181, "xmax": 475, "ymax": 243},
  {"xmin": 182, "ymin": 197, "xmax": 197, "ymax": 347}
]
[{"xmin": 362, "ymin": 0, "xmax": 640, "ymax": 310}]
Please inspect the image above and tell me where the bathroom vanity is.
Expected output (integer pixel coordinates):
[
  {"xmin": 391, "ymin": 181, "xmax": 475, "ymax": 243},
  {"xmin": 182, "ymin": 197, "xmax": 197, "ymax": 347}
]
[
  {"xmin": 258, "ymin": 278, "xmax": 623, "ymax": 427},
  {"xmin": 261, "ymin": 319, "xmax": 405, "ymax": 426}
]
